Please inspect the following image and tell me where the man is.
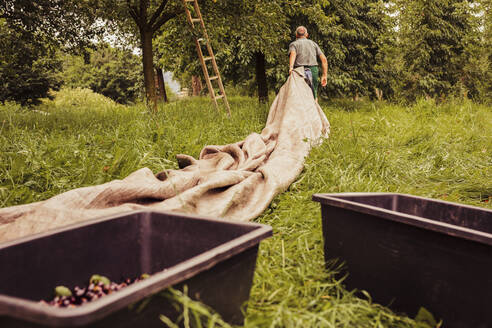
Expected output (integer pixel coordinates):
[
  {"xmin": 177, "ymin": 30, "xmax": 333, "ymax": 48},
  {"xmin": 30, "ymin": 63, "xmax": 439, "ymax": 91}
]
[{"xmin": 289, "ymin": 26, "xmax": 328, "ymax": 100}]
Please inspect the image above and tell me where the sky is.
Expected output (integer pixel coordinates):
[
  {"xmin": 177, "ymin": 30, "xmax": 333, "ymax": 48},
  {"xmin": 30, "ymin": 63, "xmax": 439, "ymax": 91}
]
[{"xmin": 162, "ymin": 71, "xmax": 181, "ymax": 93}]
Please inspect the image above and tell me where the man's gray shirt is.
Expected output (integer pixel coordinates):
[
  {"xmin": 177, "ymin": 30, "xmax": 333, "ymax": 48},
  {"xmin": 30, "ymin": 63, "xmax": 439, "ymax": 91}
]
[{"xmin": 289, "ymin": 38, "xmax": 324, "ymax": 67}]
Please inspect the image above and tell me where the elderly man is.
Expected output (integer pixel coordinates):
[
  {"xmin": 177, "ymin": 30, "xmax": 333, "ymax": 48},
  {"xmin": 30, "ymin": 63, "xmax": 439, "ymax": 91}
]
[{"xmin": 289, "ymin": 26, "xmax": 328, "ymax": 100}]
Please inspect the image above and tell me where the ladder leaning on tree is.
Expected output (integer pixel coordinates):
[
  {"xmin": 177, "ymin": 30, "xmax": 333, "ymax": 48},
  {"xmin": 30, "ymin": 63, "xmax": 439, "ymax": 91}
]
[{"xmin": 182, "ymin": 0, "xmax": 231, "ymax": 116}]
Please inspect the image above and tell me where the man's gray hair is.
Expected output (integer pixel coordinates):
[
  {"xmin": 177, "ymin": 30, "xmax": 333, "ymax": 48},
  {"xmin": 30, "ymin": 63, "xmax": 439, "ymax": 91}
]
[{"xmin": 296, "ymin": 26, "xmax": 307, "ymax": 37}]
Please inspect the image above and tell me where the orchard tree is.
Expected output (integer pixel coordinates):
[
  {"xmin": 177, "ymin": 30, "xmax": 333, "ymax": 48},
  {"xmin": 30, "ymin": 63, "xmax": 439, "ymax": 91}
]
[
  {"xmin": 478, "ymin": 0, "xmax": 492, "ymax": 101},
  {"xmin": 292, "ymin": 0, "xmax": 393, "ymax": 100},
  {"xmin": 2, "ymin": 0, "xmax": 184, "ymax": 109},
  {"xmin": 453, "ymin": 0, "xmax": 484, "ymax": 100},
  {"xmin": 0, "ymin": 20, "xmax": 61, "ymax": 105},
  {"xmin": 156, "ymin": 0, "xmax": 291, "ymax": 103},
  {"xmin": 372, "ymin": 1, "xmax": 401, "ymax": 100},
  {"xmin": 0, "ymin": 0, "xmax": 99, "ymax": 105},
  {"xmin": 0, "ymin": 0, "xmax": 100, "ymax": 50},
  {"xmin": 218, "ymin": 0, "xmax": 290, "ymax": 103},
  {"xmin": 97, "ymin": 0, "xmax": 183, "ymax": 112},
  {"xmin": 155, "ymin": 16, "xmax": 199, "ymax": 95},
  {"xmin": 397, "ymin": 0, "xmax": 481, "ymax": 100}
]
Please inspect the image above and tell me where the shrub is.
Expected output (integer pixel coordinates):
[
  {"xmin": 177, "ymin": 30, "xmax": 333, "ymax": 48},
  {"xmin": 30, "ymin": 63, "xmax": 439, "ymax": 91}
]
[{"xmin": 60, "ymin": 44, "xmax": 144, "ymax": 104}]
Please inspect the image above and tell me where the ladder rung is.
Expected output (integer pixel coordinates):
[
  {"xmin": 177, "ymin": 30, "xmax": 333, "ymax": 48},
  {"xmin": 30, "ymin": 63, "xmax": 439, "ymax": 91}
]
[
  {"xmin": 185, "ymin": 0, "xmax": 195, "ymax": 2},
  {"xmin": 203, "ymin": 56, "xmax": 213, "ymax": 61},
  {"xmin": 209, "ymin": 76, "xmax": 219, "ymax": 81},
  {"xmin": 197, "ymin": 38, "xmax": 206, "ymax": 42},
  {"xmin": 215, "ymin": 95, "xmax": 224, "ymax": 100},
  {"xmin": 191, "ymin": 18, "xmax": 201, "ymax": 23}
]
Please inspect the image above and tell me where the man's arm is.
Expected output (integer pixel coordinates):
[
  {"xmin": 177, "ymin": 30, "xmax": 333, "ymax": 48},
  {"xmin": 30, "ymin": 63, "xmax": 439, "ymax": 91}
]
[
  {"xmin": 319, "ymin": 53, "xmax": 328, "ymax": 87},
  {"xmin": 289, "ymin": 51, "xmax": 296, "ymax": 74}
]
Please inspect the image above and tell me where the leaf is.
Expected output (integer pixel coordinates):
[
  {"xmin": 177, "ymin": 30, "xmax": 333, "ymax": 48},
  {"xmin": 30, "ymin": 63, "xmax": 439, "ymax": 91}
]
[
  {"xmin": 415, "ymin": 307, "xmax": 438, "ymax": 328},
  {"xmin": 55, "ymin": 286, "xmax": 72, "ymax": 297},
  {"xmin": 90, "ymin": 274, "xmax": 111, "ymax": 286}
]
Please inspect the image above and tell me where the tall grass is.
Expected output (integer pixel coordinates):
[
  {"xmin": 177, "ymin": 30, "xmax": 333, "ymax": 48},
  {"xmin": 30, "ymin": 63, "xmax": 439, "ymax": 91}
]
[
  {"xmin": 246, "ymin": 97, "xmax": 490, "ymax": 327},
  {"xmin": 0, "ymin": 89, "xmax": 490, "ymax": 327},
  {"xmin": 0, "ymin": 88, "xmax": 268, "ymax": 207}
]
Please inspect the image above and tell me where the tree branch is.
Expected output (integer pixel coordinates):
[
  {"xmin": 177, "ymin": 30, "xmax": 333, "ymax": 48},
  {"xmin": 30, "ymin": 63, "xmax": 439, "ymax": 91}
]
[
  {"xmin": 129, "ymin": 7, "xmax": 140, "ymax": 24},
  {"xmin": 149, "ymin": 0, "xmax": 168, "ymax": 27},
  {"xmin": 126, "ymin": 0, "xmax": 140, "ymax": 28},
  {"xmin": 139, "ymin": 0, "xmax": 149, "ymax": 26},
  {"xmin": 152, "ymin": 8, "xmax": 182, "ymax": 33}
]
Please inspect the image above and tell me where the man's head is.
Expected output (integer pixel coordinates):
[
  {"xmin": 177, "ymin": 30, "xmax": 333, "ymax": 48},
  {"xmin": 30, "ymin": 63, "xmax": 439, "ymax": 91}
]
[{"xmin": 296, "ymin": 26, "xmax": 308, "ymax": 38}]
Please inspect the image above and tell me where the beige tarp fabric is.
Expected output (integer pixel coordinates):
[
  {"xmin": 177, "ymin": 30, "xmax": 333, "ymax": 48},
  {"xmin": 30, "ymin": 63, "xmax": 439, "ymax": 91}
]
[{"xmin": 0, "ymin": 68, "xmax": 329, "ymax": 243}]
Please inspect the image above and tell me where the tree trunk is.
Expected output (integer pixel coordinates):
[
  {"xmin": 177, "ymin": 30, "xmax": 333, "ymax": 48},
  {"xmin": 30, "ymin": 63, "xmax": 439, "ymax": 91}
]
[
  {"xmin": 255, "ymin": 52, "xmax": 268, "ymax": 104},
  {"xmin": 162, "ymin": 76, "xmax": 168, "ymax": 103},
  {"xmin": 374, "ymin": 87, "xmax": 383, "ymax": 101},
  {"xmin": 192, "ymin": 75, "xmax": 202, "ymax": 96},
  {"xmin": 141, "ymin": 29, "xmax": 157, "ymax": 112},
  {"xmin": 155, "ymin": 67, "xmax": 168, "ymax": 103}
]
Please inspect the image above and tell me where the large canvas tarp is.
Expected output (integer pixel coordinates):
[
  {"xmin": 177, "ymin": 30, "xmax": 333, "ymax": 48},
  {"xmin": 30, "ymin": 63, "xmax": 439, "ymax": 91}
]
[{"xmin": 0, "ymin": 68, "xmax": 330, "ymax": 243}]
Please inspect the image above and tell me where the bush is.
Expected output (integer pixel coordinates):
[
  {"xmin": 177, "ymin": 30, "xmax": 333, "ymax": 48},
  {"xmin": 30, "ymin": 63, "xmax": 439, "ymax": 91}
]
[
  {"xmin": 60, "ymin": 44, "xmax": 144, "ymax": 104},
  {"xmin": 38, "ymin": 88, "xmax": 122, "ymax": 112}
]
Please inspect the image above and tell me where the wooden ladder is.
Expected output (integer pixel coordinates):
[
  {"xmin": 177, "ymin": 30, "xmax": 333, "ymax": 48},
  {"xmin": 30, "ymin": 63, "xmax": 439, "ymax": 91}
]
[{"xmin": 182, "ymin": 0, "xmax": 231, "ymax": 116}]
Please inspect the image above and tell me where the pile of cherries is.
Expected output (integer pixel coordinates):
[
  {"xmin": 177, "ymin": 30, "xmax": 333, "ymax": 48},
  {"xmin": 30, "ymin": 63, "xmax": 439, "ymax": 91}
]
[{"xmin": 41, "ymin": 274, "xmax": 149, "ymax": 308}]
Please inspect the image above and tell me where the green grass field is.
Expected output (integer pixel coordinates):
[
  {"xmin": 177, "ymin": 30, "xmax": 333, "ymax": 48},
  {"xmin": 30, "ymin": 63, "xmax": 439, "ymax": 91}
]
[{"xmin": 1, "ymin": 88, "xmax": 491, "ymax": 327}]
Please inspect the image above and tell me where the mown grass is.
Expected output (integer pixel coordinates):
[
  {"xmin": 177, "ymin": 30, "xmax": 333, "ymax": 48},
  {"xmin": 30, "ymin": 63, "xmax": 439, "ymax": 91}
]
[{"xmin": 0, "ymin": 88, "xmax": 490, "ymax": 327}]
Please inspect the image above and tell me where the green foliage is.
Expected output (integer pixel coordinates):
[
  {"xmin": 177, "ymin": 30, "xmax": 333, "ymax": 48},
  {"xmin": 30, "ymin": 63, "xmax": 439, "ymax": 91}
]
[
  {"xmin": 414, "ymin": 307, "xmax": 440, "ymax": 328},
  {"xmin": 93, "ymin": 0, "xmax": 184, "ymax": 108},
  {"xmin": 2, "ymin": 0, "xmax": 491, "ymax": 103},
  {"xmin": 155, "ymin": 19, "xmax": 196, "ymax": 88},
  {"xmin": 477, "ymin": 0, "xmax": 492, "ymax": 102},
  {"xmin": 156, "ymin": 0, "xmax": 291, "ymax": 92},
  {"xmin": 60, "ymin": 45, "xmax": 144, "ymax": 104},
  {"xmin": 0, "ymin": 20, "xmax": 62, "ymax": 106},
  {"xmin": 157, "ymin": 0, "xmax": 395, "ymax": 99},
  {"xmin": 0, "ymin": 0, "xmax": 100, "ymax": 106},
  {"xmin": 154, "ymin": 0, "xmax": 492, "ymax": 102},
  {"xmin": 0, "ymin": 0, "xmax": 101, "ymax": 51},
  {"xmin": 290, "ymin": 0, "xmax": 394, "ymax": 99},
  {"xmin": 0, "ymin": 93, "xmax": 490, "ymax": 326},
  {"xmin": 211, "ymin": 0, "xmax": 290, "ymax": 91},
  {"xmin": 95, "ymin": 0, "xmax": 183, "ymax": 36},
  {"xmin": 397, "ymin": 0, "xmax": 482, "ymax": 101}
]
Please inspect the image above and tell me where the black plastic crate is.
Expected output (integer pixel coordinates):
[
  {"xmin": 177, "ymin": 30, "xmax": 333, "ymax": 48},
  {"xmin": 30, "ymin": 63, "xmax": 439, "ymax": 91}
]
[
  {"xmin": 313, "ymin": 193, "xmax": 492, "ymax": 328},
  {"xmin": 0, "ymin": 210, "xmax": 272, "ymax": 327}
]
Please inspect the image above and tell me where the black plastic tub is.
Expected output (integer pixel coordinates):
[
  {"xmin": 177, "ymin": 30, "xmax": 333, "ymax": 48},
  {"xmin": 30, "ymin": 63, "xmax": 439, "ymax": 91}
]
[
  {"xmin": 0, "ymin": 210, "xmax": 272, "ymax": 327},
  {"xmin": 312, "ymin": 193, "xmax": 492, "ymax": 328}
]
